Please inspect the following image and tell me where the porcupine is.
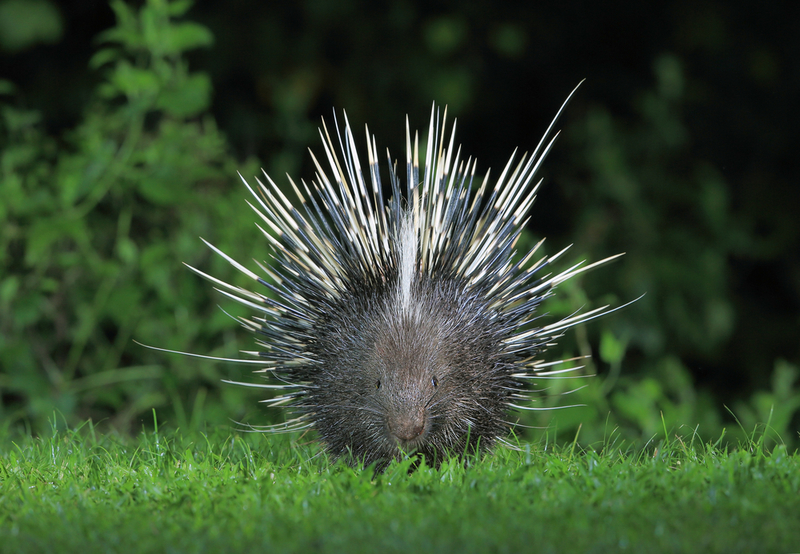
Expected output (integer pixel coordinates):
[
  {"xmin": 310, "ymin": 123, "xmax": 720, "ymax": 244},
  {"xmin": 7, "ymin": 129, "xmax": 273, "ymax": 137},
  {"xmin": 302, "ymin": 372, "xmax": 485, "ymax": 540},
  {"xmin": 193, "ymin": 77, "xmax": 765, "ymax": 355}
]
[{"xmin": 177, "ymin": 84, "xmax": 624, "ymax": 468}]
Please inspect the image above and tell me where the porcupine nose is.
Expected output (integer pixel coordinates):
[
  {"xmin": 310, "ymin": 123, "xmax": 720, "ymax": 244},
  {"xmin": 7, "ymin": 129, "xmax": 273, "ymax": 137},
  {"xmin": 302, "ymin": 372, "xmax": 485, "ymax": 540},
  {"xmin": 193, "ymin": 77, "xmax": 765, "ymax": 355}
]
[{"xmin": 389, "ymin": 410, "xmax": 426, "ymax": 443}]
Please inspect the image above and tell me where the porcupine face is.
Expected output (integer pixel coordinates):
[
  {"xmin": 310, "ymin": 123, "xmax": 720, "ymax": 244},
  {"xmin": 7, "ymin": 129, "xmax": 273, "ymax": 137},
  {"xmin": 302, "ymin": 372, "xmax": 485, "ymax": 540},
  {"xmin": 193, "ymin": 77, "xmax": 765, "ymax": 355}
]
[{"xmin": 309, "ymin": 273, "xmax": 517, "ymax": 467}]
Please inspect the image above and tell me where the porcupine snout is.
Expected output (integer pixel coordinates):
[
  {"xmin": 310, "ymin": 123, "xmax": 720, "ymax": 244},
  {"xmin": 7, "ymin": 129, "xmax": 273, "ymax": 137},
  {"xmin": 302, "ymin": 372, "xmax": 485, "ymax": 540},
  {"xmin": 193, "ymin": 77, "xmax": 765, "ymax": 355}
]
[
  {"xmin": 387, "ymin": 401, "xmax": 427, "ymax": 444},
  {"xmin": 373, "ymin": 321, "xmax": 440, "ymax": 449}
]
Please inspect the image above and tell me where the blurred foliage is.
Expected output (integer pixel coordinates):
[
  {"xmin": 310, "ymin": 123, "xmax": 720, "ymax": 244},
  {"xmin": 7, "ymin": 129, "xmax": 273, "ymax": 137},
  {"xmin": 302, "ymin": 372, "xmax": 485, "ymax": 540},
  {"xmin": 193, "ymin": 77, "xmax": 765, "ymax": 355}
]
[
  {"xmin": 0, "ymin": 0, "xmax": 261, "ymax": 432},
  {"xmin": 0, "ymin": 0, "xmax": 798, "ymax": 450},
  {"xmin": 563, "ymin": 56, "xmax": 738, "ymax": 361},
  {"xmin": 0, "ymin": 0, "xmax": 63, "ymax": 53}
]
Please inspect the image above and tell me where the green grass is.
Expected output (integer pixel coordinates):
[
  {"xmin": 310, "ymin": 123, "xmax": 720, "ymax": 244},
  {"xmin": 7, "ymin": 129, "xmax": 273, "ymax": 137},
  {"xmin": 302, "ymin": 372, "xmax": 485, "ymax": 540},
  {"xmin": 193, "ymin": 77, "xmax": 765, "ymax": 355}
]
[{"xmin": 1, "ymin": 421, "xmax": 799, "ymax": 554}]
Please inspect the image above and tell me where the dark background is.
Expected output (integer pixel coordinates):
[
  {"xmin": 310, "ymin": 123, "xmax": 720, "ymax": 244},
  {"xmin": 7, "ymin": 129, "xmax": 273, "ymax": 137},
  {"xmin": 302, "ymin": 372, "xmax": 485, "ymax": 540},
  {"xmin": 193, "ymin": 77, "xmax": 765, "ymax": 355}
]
[{"xmin": 1, "ymin": 0, "xmax": 798, "ymax": 444}]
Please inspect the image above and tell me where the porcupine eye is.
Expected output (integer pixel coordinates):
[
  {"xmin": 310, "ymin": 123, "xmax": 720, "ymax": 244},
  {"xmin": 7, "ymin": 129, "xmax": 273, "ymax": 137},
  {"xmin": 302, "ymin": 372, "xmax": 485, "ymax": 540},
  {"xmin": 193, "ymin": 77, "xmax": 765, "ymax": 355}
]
[
  {"xmin": 375, "ymin": 380, "xmax": 381, "ymax": 390},
  {"xmin": 431, "ymin": 376, "xmax": 438, "ymax": 388}
]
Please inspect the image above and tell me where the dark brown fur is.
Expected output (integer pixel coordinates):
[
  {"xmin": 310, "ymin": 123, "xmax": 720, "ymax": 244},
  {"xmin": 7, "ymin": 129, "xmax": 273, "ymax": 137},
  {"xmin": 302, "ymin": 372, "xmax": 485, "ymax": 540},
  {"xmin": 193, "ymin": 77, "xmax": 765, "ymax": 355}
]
[{"xmin": 299, "ymin": 273, "xmax": 520, "ymax": 467}]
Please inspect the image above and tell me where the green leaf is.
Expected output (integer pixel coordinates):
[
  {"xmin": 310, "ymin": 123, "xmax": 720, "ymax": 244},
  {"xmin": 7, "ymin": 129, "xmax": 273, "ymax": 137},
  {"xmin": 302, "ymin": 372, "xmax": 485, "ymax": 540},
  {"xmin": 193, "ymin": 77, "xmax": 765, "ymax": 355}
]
[
  {"xmin": 166, "ymin": 22, "xmax": 214, "ymax": 53},
  {"xmin": 104, "ymin": 0, "xmax": 138, "ymax": 40},
  {"xmin": 0, "ymin": 0, "xmax": 63, "ymax": 52},
  {"xmin": 0, "ymin": 79, "xmax": 17, "ymax": 95},
  {"xmin": 166, "ymin": 0, "xmax": 194, "ymax": 17},
  {"xmin": 110, "ymin": 61, "xmax": 160, "ymax": 100},
  {"xmin": 0, "ymin": 276, "xmax": 20, "ymax": 307},
  {"xmin": 157, "ymin": 73, "xmax": 211, "ymax": 117},
  {"xmin": 105, "ymin": 282, "xmax": 144, "ymax": 326},
  {"xmin": 89, "ymin": 47, "xmax": 121, "ymax": 70},
  {"xmin": 25, "ymin": 215, "xmax": 85, "ymax": 266},
  {"xmin": 599, "ymin": 330, "xmax": 627, "ymax": 365},
  {"xmin": 1, "ymin": 106, "xmax": 42, "ymax": 131}
]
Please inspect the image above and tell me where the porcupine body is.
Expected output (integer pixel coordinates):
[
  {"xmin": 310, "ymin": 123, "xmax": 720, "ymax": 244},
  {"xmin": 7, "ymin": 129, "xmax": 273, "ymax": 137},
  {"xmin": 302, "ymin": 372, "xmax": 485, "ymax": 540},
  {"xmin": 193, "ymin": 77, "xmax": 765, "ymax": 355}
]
[{"xmin": 188, "ymin": 85, "xmax": 621, "ymax": 467}]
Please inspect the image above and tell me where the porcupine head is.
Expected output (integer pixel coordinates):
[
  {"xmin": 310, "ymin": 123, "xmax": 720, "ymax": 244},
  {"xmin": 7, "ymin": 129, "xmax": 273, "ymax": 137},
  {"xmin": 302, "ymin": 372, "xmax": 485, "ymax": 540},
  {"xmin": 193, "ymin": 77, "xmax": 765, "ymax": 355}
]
[{"xmin": 177, "ymin": 84, "xmax": 625, "ymax": 469}]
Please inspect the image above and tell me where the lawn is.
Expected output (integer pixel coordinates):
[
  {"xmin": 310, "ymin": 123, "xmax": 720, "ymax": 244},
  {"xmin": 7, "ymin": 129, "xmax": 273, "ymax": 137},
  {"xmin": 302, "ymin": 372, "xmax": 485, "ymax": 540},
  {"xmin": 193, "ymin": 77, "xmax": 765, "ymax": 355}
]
[{"xmin": 1, "ymin": 422, "xmax": 798, "ymax": 553}]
